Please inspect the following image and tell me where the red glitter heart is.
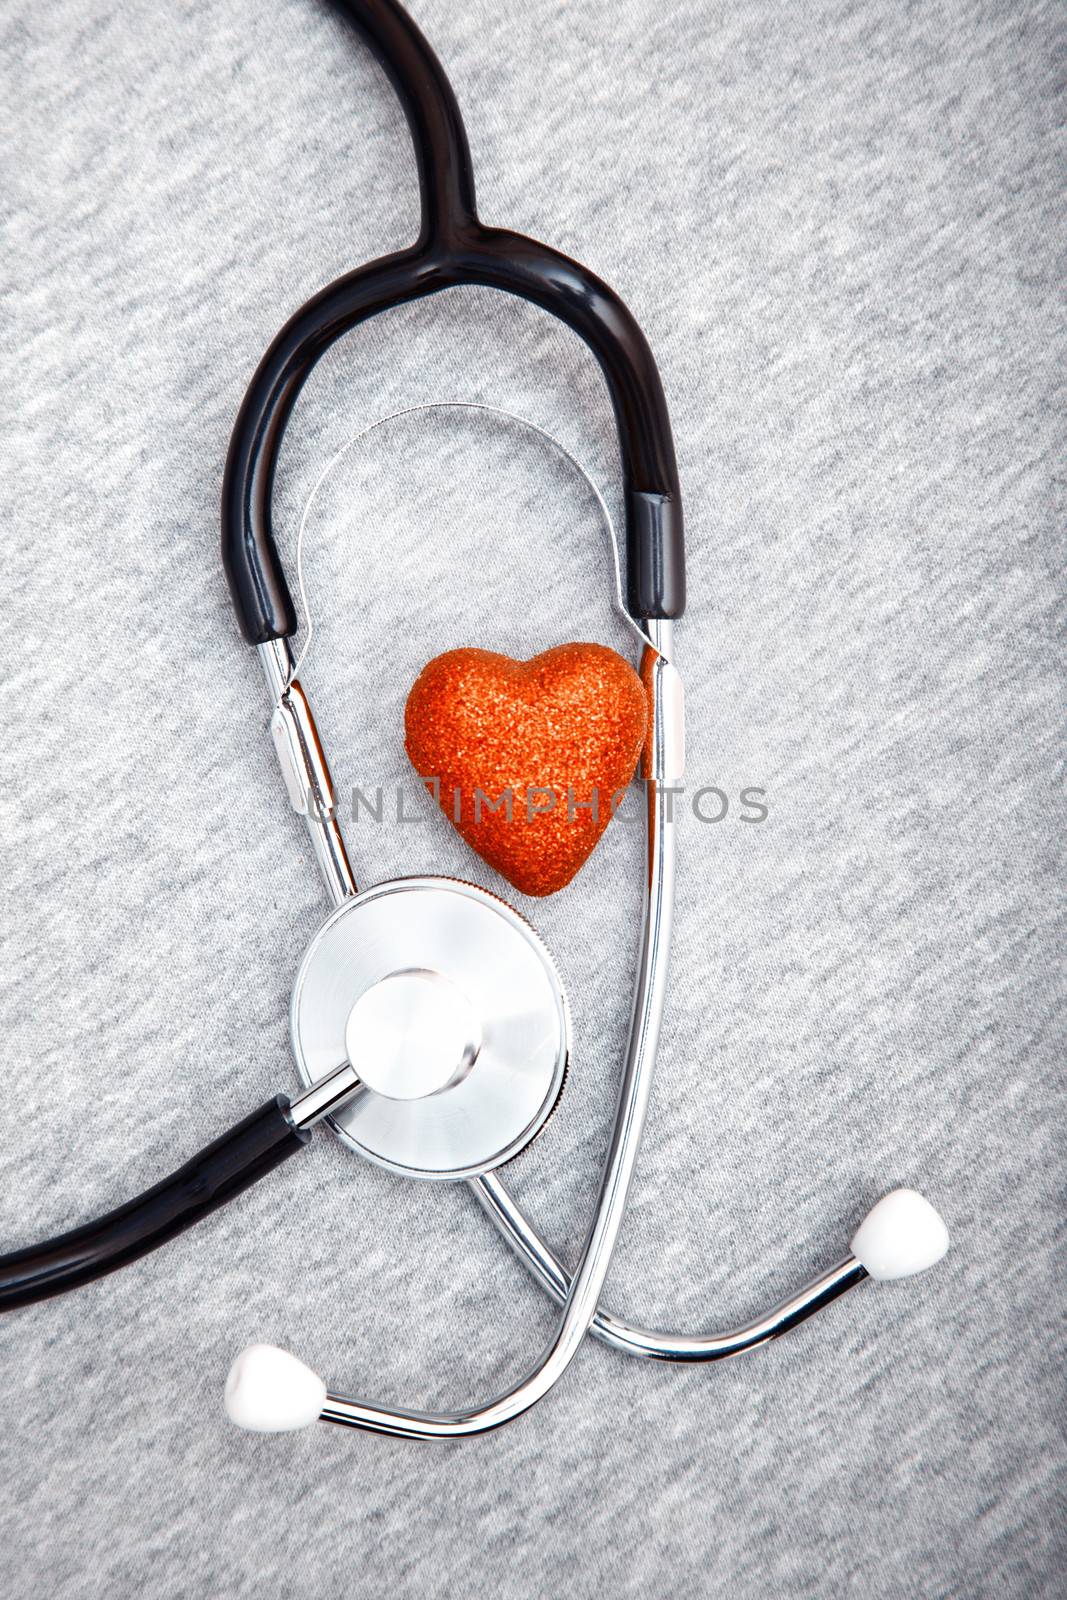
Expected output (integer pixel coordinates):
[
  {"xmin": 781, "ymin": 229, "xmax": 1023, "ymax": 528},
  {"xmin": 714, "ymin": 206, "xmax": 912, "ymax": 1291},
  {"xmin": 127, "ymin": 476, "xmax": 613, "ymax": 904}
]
[{"xmin": 404, "ymin": 643, "xmax": 648, "ymax": 897}]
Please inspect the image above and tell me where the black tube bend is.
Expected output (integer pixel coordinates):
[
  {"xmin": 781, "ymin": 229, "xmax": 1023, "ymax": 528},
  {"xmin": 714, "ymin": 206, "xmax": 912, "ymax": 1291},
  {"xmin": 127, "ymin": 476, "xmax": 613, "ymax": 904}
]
[{"xmin": 221, "ymin": 0, "xmax": 685, "ymax": 643}]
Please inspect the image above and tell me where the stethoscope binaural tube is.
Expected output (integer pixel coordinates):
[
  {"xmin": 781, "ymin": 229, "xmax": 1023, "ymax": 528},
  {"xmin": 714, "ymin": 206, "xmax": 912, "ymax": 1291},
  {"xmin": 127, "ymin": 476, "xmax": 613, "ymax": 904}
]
[{"xmin": 225, "ymin": 624, "xmax": 682, "ymax": 1440}]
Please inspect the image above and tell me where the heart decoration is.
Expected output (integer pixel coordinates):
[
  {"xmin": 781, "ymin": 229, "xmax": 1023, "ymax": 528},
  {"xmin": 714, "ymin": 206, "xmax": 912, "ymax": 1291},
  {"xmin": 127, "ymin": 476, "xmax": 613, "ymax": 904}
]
[{"xmin": 404, "ymin": 643, "xmax": 648, "ymax": 896}]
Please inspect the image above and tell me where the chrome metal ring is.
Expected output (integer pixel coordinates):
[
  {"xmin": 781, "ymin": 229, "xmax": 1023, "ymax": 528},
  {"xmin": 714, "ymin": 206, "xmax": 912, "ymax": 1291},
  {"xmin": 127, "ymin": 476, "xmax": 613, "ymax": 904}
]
[{"xmin": 289, "ymin": 876, "xmax": 570, "ymax": 1180}]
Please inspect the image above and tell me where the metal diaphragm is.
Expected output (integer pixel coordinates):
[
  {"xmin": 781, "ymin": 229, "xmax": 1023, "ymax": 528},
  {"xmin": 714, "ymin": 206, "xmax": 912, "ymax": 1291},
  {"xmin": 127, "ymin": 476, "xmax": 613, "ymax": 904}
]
[{"xmin": 289, "ymin": 876, "xmax": 570, "ymax": 1180}]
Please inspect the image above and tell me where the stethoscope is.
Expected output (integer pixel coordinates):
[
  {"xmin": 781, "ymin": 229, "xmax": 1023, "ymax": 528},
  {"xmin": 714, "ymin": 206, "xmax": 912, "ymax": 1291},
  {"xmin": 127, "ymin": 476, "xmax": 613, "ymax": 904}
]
[{"xmin": 0, "ymin": 0, "xmax": 949, "ymax": 1440}]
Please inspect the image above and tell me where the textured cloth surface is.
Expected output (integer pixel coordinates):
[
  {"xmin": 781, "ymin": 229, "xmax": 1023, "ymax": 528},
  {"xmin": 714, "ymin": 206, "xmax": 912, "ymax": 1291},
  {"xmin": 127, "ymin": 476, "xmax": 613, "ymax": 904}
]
[{"xmin": 1, "ymin": 1, "xmax": 1064, "ymax": 1595}]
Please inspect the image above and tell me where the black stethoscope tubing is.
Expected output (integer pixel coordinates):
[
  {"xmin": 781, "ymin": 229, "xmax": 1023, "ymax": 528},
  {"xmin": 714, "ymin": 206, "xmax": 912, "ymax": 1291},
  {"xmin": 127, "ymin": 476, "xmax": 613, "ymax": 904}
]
[
  {"xmin": 221, "ymin": 0, "xmax": 685, "ymax": 646},
  {"xmin": 0, "ymin": 0, "xmax": 684, "ymax": 1314}
]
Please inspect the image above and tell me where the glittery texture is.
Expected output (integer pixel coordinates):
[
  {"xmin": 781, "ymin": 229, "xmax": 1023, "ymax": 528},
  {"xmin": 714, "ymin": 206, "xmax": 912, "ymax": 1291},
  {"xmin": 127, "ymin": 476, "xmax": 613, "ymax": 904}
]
[{"xmin": 404, "ymin": 643, "xmax": 648, "ymax": 896}]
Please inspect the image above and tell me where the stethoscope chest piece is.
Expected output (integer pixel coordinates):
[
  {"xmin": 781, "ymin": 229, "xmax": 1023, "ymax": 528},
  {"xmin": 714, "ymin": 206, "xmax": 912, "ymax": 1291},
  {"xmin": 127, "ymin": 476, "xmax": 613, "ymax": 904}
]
[{"xmin": 290, "ymin": 876, "xmax": 570, "ymax": 1180}]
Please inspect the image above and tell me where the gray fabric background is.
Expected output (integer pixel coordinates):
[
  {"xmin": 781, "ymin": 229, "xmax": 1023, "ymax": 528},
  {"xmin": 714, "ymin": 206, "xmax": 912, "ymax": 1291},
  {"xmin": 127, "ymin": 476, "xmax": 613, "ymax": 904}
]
[{"xmin": 1, "ymin": 0, "xmax": 1063, "ymax": 1594}]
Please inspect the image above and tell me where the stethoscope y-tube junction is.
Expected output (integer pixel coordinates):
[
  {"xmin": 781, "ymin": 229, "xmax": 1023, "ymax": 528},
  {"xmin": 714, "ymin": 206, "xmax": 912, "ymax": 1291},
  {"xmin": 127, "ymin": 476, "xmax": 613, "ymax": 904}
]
[
  {"xmin": 1, "ymin": 0, "xmax": 950, "ymax": 1442},
  {"xmin": 220, "ymin": 0, "xmax": 685, "ymax": 647}
]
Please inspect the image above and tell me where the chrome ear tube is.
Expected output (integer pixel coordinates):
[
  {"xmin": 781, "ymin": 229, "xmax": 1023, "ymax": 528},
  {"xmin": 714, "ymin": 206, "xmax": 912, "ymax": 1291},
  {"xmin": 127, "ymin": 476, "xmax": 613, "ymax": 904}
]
[{"xmin": 225, "ymin": 618, "xmax": 683, "ymax": 1439}]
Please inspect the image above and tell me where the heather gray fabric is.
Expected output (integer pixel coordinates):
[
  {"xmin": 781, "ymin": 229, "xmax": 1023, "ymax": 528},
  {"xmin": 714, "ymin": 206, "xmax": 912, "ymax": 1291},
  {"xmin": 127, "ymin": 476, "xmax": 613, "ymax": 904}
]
[{"xmin": 1, "ymin": 0, "xmax": 1063, "ymax": 1594}]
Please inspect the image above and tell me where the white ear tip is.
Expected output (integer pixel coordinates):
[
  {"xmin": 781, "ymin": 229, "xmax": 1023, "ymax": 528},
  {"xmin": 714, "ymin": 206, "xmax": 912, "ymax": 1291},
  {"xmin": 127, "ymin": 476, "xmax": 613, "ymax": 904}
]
[
  {"xmin": 851, "ymin": 1188, "xmax": 950, "ymax": 1281},
  {"xmin": 224, "ymin": 1343, "xmax": 326, "ymax": 1433}
]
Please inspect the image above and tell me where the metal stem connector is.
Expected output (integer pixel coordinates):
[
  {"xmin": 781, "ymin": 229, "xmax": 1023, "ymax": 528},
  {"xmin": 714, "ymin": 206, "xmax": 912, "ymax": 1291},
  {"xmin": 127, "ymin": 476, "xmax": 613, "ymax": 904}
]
[
  {"xmin": 257, "ymin": 638, "xmax": 356, "ymax": 906},
  {"xmin": 288, "ymin": 1061, "xmax": 364, "ymax": 1131}
]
